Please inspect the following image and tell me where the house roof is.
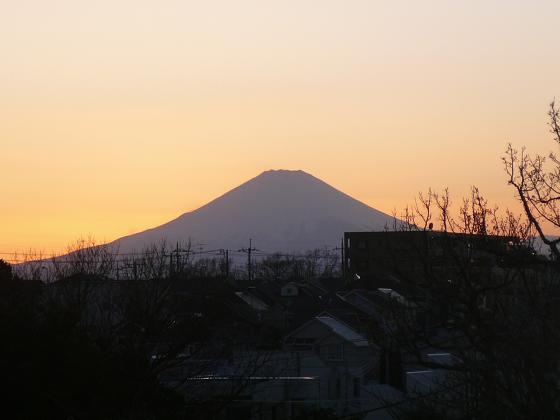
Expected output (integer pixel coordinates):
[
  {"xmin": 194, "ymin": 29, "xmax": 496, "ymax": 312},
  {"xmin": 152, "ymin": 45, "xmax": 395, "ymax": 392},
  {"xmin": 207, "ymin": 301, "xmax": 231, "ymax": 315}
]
[
  {"xmin": 315, "ymin": 314, "xmax": 369, "ymax": 347},
  {"xmin": 338, "ymin": 289, "xmax": 380, "ymax": 316},
  {"xmin": 377, "ymin": 288, "xmax": 408, "ymax": 305},
  {"xmin": 234, "ymin": 291, "xmax": 269, "ymax": 311}
]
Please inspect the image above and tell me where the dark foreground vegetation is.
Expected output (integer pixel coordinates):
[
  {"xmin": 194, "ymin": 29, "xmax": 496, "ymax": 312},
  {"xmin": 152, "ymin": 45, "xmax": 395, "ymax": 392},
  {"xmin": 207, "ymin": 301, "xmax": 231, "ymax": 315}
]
[{"xmin": 0, "ymin": 260, "xmax": 185, "ymax": 420}]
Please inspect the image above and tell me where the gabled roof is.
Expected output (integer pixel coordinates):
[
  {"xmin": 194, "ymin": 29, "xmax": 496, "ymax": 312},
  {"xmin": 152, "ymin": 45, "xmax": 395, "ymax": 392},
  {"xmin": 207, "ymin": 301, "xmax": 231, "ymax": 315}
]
[
  {"xmin": 377, "ymin": 288, "xmax": 408, "ymax": 305},
  {"xmin": 337, "ymin": 289, "xmax": 379, "ymax": 316},
  {"xmin": 315, "ymin": 313, "xmax": 370, "ymax": 347},
  {"xmin": 234, "ymin": 291, "xmax": 269, "ymax": 311}
]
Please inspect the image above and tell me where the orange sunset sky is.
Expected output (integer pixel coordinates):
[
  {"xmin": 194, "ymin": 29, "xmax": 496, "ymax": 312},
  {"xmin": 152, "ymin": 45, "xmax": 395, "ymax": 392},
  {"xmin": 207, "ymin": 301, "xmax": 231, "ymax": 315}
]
[{"xmin": 2, "ymin": 0, "xmax": 560, "ymax": 255}]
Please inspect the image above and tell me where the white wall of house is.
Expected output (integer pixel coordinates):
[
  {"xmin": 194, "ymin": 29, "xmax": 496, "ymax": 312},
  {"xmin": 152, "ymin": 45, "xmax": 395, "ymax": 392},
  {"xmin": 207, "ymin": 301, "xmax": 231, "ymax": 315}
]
[{"xmin": 283, "ymin": 316, "xmax": 382, "ymax": 416}]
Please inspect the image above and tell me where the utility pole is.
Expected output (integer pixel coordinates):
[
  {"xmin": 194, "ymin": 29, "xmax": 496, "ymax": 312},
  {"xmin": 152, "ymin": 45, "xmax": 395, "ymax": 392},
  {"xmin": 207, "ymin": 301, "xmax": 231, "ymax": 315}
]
[
  {"xmin": 247, "ymin": 238, "xmax": 253, "ymax": 282},
  {"xmin": 169, "ymin": 242, "xmax": 196, "ymax": 278},
  {"xmin": 333, "ymin": 237, "xmax": 346, "ymax": 280},
  {"xmin": 225, "ymin": 249, "xmax": 229, "ymax": 278},
  {"xmin": 168, "ymin": 243, "xmax": 181, "ymax": 277},
  {"xmin": 248, "ymin": 239, "xmax": 252, "ymax": 282},
  {"xmin": 175, "ymin": 242, "xmax": 180, "ymax": 275},
  {"xmin": 238, "ymin": 239, "xmax": 257, "ymax": 282},
  {"xmin": 220, "ymin": 249, "xmax": 229, "ymax": 279},
  {"xmin": 169, "ymin": 250, "xmax": 173, "ymax": 277}
]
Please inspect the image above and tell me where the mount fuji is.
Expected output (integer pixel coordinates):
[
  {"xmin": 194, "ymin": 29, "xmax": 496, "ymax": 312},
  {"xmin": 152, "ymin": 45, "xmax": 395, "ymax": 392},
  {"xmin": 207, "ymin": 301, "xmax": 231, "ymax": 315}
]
[{"xmin": 110, "ymin": 170, "xmax": 395, "ymax": 253}]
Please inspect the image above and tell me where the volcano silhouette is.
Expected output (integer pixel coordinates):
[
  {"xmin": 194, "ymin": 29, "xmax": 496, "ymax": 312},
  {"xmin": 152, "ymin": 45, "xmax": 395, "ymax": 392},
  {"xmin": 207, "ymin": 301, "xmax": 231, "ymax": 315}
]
[{"xmin": 111, "ymin": 170, "xmax": 394, "ymax": 253}]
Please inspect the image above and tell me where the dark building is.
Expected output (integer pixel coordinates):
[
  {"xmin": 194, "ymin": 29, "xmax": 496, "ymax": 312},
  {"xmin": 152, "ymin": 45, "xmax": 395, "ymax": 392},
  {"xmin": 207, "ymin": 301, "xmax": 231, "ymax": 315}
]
[{"xmin": 344, "ymin": 231, "xmax": 527, "ymax": 288}]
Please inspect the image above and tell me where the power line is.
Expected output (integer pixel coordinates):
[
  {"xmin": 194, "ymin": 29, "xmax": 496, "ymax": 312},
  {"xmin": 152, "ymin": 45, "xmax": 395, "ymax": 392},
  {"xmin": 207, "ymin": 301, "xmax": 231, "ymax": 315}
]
[{"xmin": 1, "ymin": 244, "xmax": 342, "ymax": 268}]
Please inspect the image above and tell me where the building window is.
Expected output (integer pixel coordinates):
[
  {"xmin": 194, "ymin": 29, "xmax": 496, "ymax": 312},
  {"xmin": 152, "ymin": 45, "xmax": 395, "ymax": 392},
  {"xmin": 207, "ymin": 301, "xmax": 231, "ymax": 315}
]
[
  {"xmin": 327, "ymin": 343, "xmax": 344, "ymax": 361},
  {"xmin": 336, "ymin": 378, "xmax": 341, "ymax": 398},
  {"xmin": 353, "ymin": 377, "xmax": 361, "ymax": 397},
  {"xmin": 286, "ymin": 337, "xmax": 314, "ymax": 350}
]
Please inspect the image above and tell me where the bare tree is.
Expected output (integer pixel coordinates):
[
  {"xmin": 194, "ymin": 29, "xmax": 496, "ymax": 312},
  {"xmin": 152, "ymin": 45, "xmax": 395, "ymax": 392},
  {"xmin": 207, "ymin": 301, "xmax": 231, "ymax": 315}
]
[
  {"xmin": 50, "ymin": 235, "xmax": 117, "ymax": 280},
  {"xmin": 12, "ymin": 249, "xmax": 56, "ymax": 282},
  {"xmin": 370, "ymin": 186, "xmax": 560, "ymax": 420},
  {"xmin": 255, "ymin": 248, "xmax": 340, "ymax": 283},
  {"xmin": 504, "ymin": 101, "xmax": 560, "ymax": 259}
]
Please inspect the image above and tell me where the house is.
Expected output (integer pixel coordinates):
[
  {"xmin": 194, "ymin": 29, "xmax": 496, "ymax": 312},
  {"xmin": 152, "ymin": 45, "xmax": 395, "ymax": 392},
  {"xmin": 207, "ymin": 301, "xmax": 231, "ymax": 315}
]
[
  {"xmin": 165, "ymin": 349, "xmax": 328, "ymax": 420},
  {"xmin": 283, "ymin": 312, "xmax": 382, "ymax": 416},
  {"xmin": 280, "ymin": 282, "xmax": 299, "ymax": 297}
]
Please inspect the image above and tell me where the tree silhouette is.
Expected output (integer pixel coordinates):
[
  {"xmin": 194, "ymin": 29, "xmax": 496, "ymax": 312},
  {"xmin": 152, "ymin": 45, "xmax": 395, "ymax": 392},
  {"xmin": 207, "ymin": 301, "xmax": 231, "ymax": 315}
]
[{"xmin": 0, "ymin": 258, "xmax": 12, "ymax": 282}]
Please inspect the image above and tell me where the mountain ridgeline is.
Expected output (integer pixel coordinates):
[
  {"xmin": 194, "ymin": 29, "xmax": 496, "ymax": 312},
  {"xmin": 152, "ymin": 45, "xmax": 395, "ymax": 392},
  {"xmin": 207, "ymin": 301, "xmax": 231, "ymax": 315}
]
[{"xmin": 111, "ymin": 170, "xmax": 394, "ymax": 253}]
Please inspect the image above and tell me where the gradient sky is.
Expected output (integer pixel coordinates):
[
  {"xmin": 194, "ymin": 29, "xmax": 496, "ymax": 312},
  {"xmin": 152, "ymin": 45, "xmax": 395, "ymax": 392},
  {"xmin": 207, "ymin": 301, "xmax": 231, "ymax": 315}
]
[{"xmin": 2, "ymin": 0, "xmax": 560, "ymax": 255}]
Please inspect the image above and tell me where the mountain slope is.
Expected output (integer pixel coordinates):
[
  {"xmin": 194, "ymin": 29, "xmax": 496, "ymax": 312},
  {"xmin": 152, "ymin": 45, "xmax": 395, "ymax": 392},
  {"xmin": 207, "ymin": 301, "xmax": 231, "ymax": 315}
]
[{"xmin": 111, "ymin": 170, "xmax": 395, "ymax": 253}]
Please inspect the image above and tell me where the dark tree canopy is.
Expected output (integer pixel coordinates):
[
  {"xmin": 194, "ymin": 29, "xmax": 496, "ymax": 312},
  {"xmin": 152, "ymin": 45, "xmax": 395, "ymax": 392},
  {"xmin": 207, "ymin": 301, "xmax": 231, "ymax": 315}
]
[{"xmin": 0, "ymin": 258, "xmax": 12, "ymax": 282}]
